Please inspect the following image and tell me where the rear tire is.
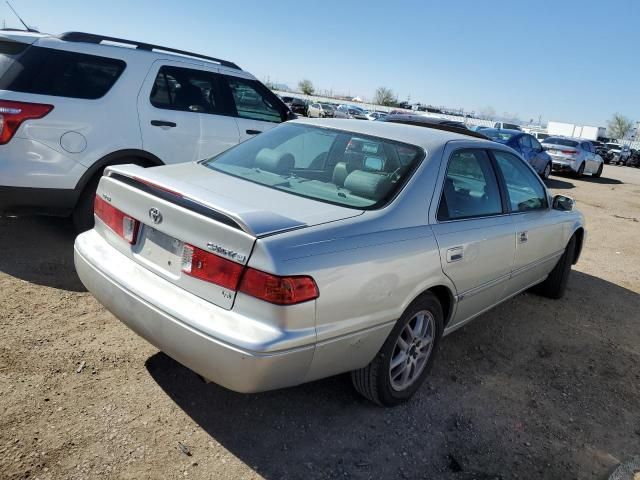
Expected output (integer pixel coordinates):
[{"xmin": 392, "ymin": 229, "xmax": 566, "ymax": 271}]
[
  {"xmin": 574, "ymin": 162, "xmax": 585, "ymax": 178},
  {"xmin": 593, "ymin": 162, "xmax": 603, "ymax": 178},
  {"xmin": 351, "ymin": 292, "xmax": 443, "ymax": 407},
  {"xmin": 533, "ymin": 236, "xmax": 576, "ymax": 299},
  {"xmin": 541, "ymin": 162, "xmax": 551, "ymax": 180}
]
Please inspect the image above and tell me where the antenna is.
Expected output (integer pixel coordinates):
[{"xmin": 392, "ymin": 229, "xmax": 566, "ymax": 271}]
[{"xmin": 5, "ymin": 1, "xmax": 36, "ymax": 32}]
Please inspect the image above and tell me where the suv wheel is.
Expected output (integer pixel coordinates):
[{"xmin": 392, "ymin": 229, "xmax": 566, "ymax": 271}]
[{"xmin": 351, "ymin": 293, "xmax": 443, "ymax": 406}]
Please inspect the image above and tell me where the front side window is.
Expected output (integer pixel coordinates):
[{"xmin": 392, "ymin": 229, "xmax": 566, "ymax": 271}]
[
  {"xmin": 150, "ymin": 66, "xmax": 223, "ymax": 114},
  {"xmin": 202, "ymin": 123, "xmax": 424, "ymax": 209},
  {"xmin": 0, "ymin": 45, "xmax": 125, "ymax": 99},
  {"xmin": 438, "ymin": 149, "xmax": 503, "ymax": 221},
  {"xmin": 493, "ymin": 150, "xmax": 547, "ymax": 212},
  {"xmin": 225, "ymin": 76, "xmax": 284, "ymax": 123}
]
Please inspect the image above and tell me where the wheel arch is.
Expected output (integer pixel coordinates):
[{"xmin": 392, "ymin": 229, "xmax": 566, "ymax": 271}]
[
  {"xmin": 412, "ymin": 284, "xmax": 456, "ymax": 328},
  {"xmin": 74, "ymin": 149, "xmax": 164, "ymax": 196}
]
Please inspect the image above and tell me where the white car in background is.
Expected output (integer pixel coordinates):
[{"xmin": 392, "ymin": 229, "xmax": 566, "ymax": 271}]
[
  {"xmin": 0, "ymin": 30, "xmax": 291, "ymax": 231},
  {"xmin": 542, "ymin": 137, "xmax": 604, "ymax": 178}
]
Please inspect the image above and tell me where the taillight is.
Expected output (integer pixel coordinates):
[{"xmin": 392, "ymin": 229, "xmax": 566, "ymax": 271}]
[
  {"xmin": 239, "ymin": 268, "xmax": 319, "ymax": 305},
  {"xmin": 0, "ymin": 100, "xmax": 53, "ymax": 144},
  {"xmin": 561, "ymin": 150, "xmax": 577, "ymax": 155},
  {"xmin": 180, "ymin": 244, "xmax": 319, "ymax": 305},
  {"xmin": 181, "ymin": 244, "xmax": 244, "ymax": 290},
  {"xmin": 94, "ymin": 196, "xmax": 139, "ymax": 244}
]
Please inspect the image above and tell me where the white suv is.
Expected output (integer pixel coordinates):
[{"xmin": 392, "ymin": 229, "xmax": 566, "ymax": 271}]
[{"xmin": 0, "ymin": 31, "xmax": 292, "ymax": 230}]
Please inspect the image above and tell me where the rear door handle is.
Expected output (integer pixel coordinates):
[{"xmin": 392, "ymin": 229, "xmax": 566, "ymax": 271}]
[
  {"xmin": 151, "ymin": 120, "xmax": 177, "ymax": 128},
  {"xmin": 246, "ymin": 129, "xmax": 262, "ymax": 135},
  {"xmin": 446, "ymin": 246, "xmax": 464, "ymax": 263}
]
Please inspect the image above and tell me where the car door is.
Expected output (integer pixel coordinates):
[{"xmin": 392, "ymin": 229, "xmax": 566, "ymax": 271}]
[
  {"xmin": 138, "ymin": 61, "xmax": 241, "ymax": 164},
  {"xmin": 581, "ymin": 142, "xmax": 597, "ymax": 172},
  {"xmin": 491, "ymin": 150, "xmax": 565, "ymax": 297},
  {"xmin": 220, "ymin": 74, "xmax": 287, "ymax": 142},
  {"xmin": 430, "ymin": 147, "xmax": 515, "ymax": 328}
]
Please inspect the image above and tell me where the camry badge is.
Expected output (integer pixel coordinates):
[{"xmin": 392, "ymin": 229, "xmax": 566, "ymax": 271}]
[
  {"xmin": 148, "ymin": 207, "xmax": 163, "ymax": 224},
  {"xmin": 207, "ymin": 242, "xmax": 247, "ymax": 263}
]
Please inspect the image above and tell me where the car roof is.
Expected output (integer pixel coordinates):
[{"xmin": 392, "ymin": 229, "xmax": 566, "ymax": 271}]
[{"xmin": 292, "ymin": 118, "xmax": 495, "ymax": 150}]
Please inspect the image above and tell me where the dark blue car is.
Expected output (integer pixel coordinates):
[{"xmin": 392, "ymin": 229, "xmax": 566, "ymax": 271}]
[{"xmin": 482, "ymin": 129, "xmax": 552, "ymax": 179}]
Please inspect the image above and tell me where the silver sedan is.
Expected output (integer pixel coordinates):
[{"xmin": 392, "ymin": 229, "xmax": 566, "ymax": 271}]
[{"xmin": 74, "ymin": 119, "xmax": 585, "ymax": 406}]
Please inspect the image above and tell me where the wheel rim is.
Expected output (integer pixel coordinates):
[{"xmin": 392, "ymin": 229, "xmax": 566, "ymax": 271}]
[
  {"xmin": 544, "ymin": 163, "xmax": 551, "ymax": 178},
  {"xmin": 389, "ymin": 310, "xmax": 435, "ymax": 391}
]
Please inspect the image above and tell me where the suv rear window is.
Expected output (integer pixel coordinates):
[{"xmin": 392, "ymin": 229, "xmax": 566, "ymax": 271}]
[{"xmin": 0, "ymin": 44, "xmax": 126, "ymax": 99}]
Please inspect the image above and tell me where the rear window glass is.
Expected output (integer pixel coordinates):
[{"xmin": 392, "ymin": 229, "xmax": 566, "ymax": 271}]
[
  {"xmin": 482, "ymin": 129, "xmax": 517, "ymax": 142},
  {"xmin": 542, "ymin": 138, "xmax": 579, "ymax": 147},
  {"xmin": 202, "ymin": 123, "xmax": 424, "ymax": 209},
  {"xmin": 0, "ymin": 45, "xmax": 125, "ymax": 99}
]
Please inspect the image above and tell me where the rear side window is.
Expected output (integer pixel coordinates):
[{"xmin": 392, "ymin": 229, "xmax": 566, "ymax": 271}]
[
  {"xmin": 150, "ymin": 66, "xmax": 224, "ymax": 114},
  {"xmin": 493, "ymin": 150, "xmax": 547, "ymax": 212},
  {"xmin": 438, "ymin": 149, "xmax": 503, "ymax": 221},
  {"xmin": 223, "ymin": 76, "xmax": 284, "ymax": 123},
  {"xmin": 0, "ymin": 45, "xmax": 125, "ymax": 99}
]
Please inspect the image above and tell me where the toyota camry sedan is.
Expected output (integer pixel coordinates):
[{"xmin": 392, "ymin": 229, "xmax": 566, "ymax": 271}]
[{"xmin": 74, "ymin": 119, "xmax": 585, "ymax": 406}]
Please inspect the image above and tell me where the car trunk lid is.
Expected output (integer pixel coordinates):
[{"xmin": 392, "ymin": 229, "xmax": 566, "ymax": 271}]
[{"xmin": 95, "ymin": 163, "xmax": 362, "ymax": 309}]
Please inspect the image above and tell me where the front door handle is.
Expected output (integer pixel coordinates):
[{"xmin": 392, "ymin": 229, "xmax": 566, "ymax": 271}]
[
  {"xmin": 151, "ymin": 120, "xmax": 177, "ymax": 128},
  {"xmin": 246, "ymin": 129, "xmax": 262, "ymax": 135},
  {"xmin": 519, "ymin": 231, "xmax": 528, "ymax": 243},
  {"xmin": 446, "ymin": 246, "xmax": 464, "ymax": 263}
]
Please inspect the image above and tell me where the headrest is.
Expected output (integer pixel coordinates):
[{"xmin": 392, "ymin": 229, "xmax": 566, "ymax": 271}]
[
  {"xmin": 255, "ymin": 148, "xmax": 295, "ymax": 174},
  {"xmin": 344, "ymin": 170, "xmax": 391, "ymax": 200}
]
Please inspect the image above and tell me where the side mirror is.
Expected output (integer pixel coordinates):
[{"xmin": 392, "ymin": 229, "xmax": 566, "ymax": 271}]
[
  {"xmin": 286, "ymin": 110, "xmax": 298, "ymax": 121},
  {"xmin": 552, "ymin": 194, "xmax": 575, "ymax": 212}
]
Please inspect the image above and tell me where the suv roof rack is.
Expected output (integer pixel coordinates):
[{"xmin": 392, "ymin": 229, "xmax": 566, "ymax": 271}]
[{"xmin": 58, "ymin": 32, "xmax": 241, "ymax": 70}]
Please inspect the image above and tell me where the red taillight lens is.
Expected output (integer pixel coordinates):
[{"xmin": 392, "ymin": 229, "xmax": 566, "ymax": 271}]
[
  {"xmin": 94, "ymin": 196, "xmax": 139, "ymax": 244},
  {"xmin": 561, "ymin": 150, "xmax": 577, "ymax": 155},
  {"xmin": 0, "ymin": 100, "xmax": 53, "ymax": 144},
  {"xmin": 239, "ymin": 268, "xmax": 319, "ymax": 305},
  {"xmin": 181, "ymin": 244, "xmax": 244, "ymax": 290}
]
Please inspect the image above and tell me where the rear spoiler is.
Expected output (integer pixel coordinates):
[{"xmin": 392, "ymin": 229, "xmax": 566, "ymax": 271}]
[{"xmin": 104, "ymin": 167, "xmax": 247, "ymax": 233}]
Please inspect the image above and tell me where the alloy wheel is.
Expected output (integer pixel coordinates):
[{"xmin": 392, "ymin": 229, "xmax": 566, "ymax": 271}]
[{"xmin": 389, "ymin": 310, "xmax": 435, "ymax": 391}]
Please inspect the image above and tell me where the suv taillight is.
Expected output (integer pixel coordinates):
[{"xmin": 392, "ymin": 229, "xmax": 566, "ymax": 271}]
[
  {"xmin": 94, "ymin": 196, "xmax": 139, "ymax": 244},
  {"xmin": 180, "ymin": 244, "xmax": 319, "ymax": 305},
  {"xmin": 0, "ymin": 100, "xmax": 53, "ymax": 144}
]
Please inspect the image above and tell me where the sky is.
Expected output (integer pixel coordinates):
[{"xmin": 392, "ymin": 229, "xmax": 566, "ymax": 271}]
[{"xmin": 2, "ymin": 0, "xmax": 638, "ymax": 126}]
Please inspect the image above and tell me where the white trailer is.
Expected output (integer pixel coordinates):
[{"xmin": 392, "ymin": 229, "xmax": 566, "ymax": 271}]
[{"xmin": 547, "ymin": 122, "xmax": 606, "ymax": 141}]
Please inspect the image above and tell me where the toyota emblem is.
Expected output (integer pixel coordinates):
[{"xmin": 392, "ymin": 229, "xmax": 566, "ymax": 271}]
[{"xmin": 148, "ymin": 207, "xmax": 163, "ymax": 224}]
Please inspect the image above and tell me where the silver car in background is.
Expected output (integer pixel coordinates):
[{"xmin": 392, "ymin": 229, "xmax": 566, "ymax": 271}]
[
  {"xmin": 75, "ymin": 119, "xmax": 585, "ymax": 406},
  {"xmin": 307, "ymin": 102, "xmax": 335, "ymax": 118},
  {"xmin": 542, "ymin": 136, "xmax": 604, "ymax": 178}
]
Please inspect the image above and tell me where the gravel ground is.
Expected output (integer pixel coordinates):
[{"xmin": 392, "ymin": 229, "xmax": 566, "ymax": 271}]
[{"xmin": 1, "ymin": 165, "xmax": 639, "ymax": 480}]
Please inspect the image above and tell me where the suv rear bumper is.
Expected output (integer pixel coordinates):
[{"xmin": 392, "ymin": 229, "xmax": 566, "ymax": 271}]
[
  {"xmin": 74, "ymin": 230, "xmax": 315, "ymax": 393},
  {"xmin": 0, "ymin": 185, "xmax": 79, "ymax": 216}
]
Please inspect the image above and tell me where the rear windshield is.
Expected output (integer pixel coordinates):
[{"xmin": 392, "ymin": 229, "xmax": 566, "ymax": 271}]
[
  {"xmin": 0, "ymin": 43, "xmax": 126, "ymax": 99},
  {"xmin": 482, "ymin": 129, "xmax": 517, "ymax": 142},
  {"xmin": 543, "ymin": 138, "xmax": 579, "ymax": 147},
  {"xmin": 202, "ymin": 123, "xmax": 425, "ymax": 209}
]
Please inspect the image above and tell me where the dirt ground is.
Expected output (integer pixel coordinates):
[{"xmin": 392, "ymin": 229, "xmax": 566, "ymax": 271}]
[{"xmin": 1, "ymin": 165, "xmax": 639, "ymax": 480}]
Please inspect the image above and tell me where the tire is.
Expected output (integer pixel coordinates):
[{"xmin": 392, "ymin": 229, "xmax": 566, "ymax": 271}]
[
  {"xmin": 541, "ymin": 162, "xmax": 551, "ymax": 180},
  {"xmin": 574, "ymin": 162, "xmax": 585, "ymax": 178},
  {"xmin": 72, "ymin": 174, "xmax": 101, "ymax": 233},
  {"xmin": 351, "ymin": 292, "xmax": 443, "ymax": 407},
  {"xmin": 533, "ymin": 235, "xmax": 576, "ymax": 299},
  {"xmin": 593, "ymin": 162, "xmax": 603, "ymax": 178}
]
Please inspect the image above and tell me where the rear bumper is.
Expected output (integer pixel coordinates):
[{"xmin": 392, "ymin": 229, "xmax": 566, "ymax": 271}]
[
  {"xmin": 0, "ymin": 185, "xmax": 78, "ymax": 216},
  {"xmin": 551, "ymin": 158, "xmax": 577, "ymax": 173},
  {"xmin": 74, "ymin": 230, "xmax": 315, "ymax": 393}
]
